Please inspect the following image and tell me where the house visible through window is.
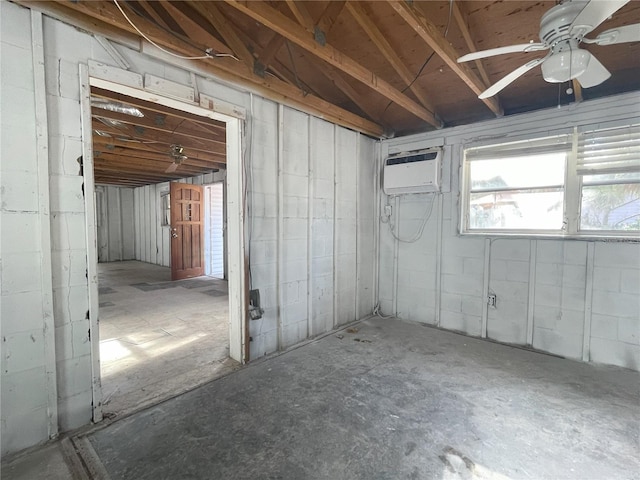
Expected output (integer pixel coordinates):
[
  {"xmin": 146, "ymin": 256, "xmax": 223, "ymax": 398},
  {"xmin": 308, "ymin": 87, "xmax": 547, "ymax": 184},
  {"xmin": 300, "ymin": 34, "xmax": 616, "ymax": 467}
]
[{"xmin": 461, "ymin": 124, "xmax": 639, "ymax": 238}]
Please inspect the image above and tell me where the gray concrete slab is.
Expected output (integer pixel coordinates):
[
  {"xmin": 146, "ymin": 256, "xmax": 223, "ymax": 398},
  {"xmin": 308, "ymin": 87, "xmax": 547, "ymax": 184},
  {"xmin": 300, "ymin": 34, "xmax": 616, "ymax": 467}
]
[{"xmin": 85, "ymin": 317, "xmax": 640, "ymax": 480}]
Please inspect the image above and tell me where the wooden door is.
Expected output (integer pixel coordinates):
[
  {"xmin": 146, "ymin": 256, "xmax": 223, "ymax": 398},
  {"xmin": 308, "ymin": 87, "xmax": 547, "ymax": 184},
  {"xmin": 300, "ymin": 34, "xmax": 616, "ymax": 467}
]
[{"xmin": 170, "ymin": 182, "xmax": 204, "ymax": 280}]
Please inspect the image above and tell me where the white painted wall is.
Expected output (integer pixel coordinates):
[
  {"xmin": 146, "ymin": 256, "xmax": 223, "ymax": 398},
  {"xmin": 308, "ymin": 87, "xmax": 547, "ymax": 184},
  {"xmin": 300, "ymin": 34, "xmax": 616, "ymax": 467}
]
[
  {"xmin": 0, "ymin": 1, "xmax": 376, "ymax": 455},
  {"xmin": 245, "ymin": 102, "xmax": 377, "ymax": 356},
  {"xmin": 379, "ymin": 92, "xmax": 640, "ymax": 372},
  {"xmin": 95, "ymin": 186, "xmax": 135, "ymax": 263}
]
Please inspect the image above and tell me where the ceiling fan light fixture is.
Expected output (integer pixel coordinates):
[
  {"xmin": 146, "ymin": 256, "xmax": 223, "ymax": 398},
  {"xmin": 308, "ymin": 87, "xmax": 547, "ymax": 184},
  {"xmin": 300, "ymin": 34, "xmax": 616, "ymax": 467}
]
[{"xmin": 541, "ymin": 48, "xmax": 590, "ymax": 83}]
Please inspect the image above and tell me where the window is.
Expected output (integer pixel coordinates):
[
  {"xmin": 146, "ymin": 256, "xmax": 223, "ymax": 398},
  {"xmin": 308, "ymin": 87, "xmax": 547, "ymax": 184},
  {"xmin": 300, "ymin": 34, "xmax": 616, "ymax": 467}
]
[
  {"xmin": 161, "ymin": 193, "xmax": 170, "ymax": 226},
  {"xmin": 461, "ymin": 124, "xmax": 640, "ymax": 238}
]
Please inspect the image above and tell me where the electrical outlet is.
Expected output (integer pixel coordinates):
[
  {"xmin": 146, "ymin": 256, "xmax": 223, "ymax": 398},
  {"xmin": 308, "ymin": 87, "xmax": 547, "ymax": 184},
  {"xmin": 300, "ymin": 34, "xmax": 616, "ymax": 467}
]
[
  {"xmin": 487, "ymin": 293, "xmax": 497, "ymax": 308},
  {"xmin": 384, "ymin": 205, "xmax": 392, "ymax": 217}
]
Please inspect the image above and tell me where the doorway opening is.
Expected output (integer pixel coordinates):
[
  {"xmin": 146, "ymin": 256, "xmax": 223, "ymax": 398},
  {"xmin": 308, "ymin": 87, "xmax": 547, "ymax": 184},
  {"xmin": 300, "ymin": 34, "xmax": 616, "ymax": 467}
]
[{"xmin": 81, "ymin": 73, "xmax": 246, "ymax": 420}]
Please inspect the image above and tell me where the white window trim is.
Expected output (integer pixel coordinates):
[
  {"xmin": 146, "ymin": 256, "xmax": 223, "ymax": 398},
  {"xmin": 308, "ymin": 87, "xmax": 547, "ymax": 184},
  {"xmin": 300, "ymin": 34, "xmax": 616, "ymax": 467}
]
[{"xmin": 460, "ymin": 126, "xmax": 640, "ymax": 240}]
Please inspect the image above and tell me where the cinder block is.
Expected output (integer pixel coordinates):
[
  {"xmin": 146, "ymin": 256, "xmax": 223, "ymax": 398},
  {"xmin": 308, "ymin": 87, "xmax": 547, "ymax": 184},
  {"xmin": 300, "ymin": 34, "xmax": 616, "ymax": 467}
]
[
  {"xmin": 1, "ymin": 330, "xmax": 45, "ymax": 375},
  {"xmin": 49, "ymin": 174, "xmax": 84, "ymax": 213},
  {"xmin": 590, "ymin": 313, "xmax": 618, "ymax": 340},
  {"xmin": 46, "ymin": 95, "xmax": 81, "ymax": 139},
  {"xmin": 537, "ymin": 240, "xmax": 587, "ymax": 265},
  {"xmin": 442, "ymin": 273, "xmax": 484, "ymax": 296},
  {"xmin": 1, "ymin": 406, "xmax": 49, "ymax": 457},
  {"xmin": 491, "ymin": 239, "xmax": 530, "ymax": 260},
  {"xmin": 592, "ymin": 267, "xmax": 621, "ymax": 292},
  {"xmin": 440, "ymin": 311, "xmax": 481, "ymax": 336},
  {"xmin": 48, "ymin": 135, "xmax": 82, "ymax": 176},
  {"xmin": 490, "ymin": 279, "xmax": 529, "ymax": 300},
  {"xmin": 442, "ymin": 235, "xmax": 485, "ymax": 259},
  {"xmin": 251, "ymin": 98, "xmax": 277, "ymax": 124},
  {"xmin": 281, "ymin": 320, "xmax": 307, "ymax": 348},
  {"xmin": 592, "ymin": 290, "xmax": 638, "ymax": 317},
  {"xmin": 50, "ymin": 249, "xmax": 88, "ymax": 289},
  {"xmin": 314, "ymin": 178, "xmax": 334, "ymax": 200},
  {"xmin": 282, "ymin": 300, "xmax": 307, "ymax": 326},
  {"xmin": 283, "ymin": 281, "xmax": 299, "ymax": 306},
  {"xmin": 618, "ymin": 317, "xmax": 639, "ymax": 345},
  {"xmin": 283, "ymin": 259, "xmax": 307, "ymax": 283},
  {"xmin": 1, "ymin": 43, "xmax": 33, "ymax": 91},
  {"xmin": 589, "ymin": 337, "xmax": 640, "ymax": 370},
  {"xmin": 1, "ymin": 169, "xmax": 38, "ymax": 212},
  {"xmin": 283, "ymin": 174, "xmax": 308, "ymax": 198},
  {"xmin": 505, "ymin": 260, "xmax": 530, "ymax": 283},
  {"xmin": 284, "ymin": 217, "xmax": 307, "ymax": 240},
  {"xmin": 1, "ymin": 84, "xmax": 36, "ymax": 129},
  {"xmin": 487, "ymin": 317, "xmax": 526, "ymax": 345},
  {"xmin": 442, "ymin": 256, "xmax": 464, "ymax": 275},
  {"xmin": 441, "ymin": 293, "xmax": 462, "ymax": 313},
  {"xmin": 43, "ymin": 15, "xmax": 91, "ymax": 62},
  {"xmin": 621, "ymin": 269, "xmax": 640, "ymax": 295},
  {"xmin": 251, "ymin": 217, "xmax": 276, "ymax": 241},
  {"xmin": 55, "ymin": 355, "xmax": 92, "ymax": 401},
  {"xmin": 248, "ymin": 264, "xmax": 275, "ymax": 290},
  {"xmin": 594, "ymin": 242, "xmax": 640, "ymax": 269},
  {"xmin": 252, "ymin": 120, "xmax": 277, "ymax": 150},
  {"xmin": 533, "ymin": 327, "xmax": 583, "ymax": 360},
  {"xmin": 1, "ymin": 123, "xmax": 37, "ymax": 173},
  {"xmin": 263, "ymin": 193, "xmax": 278, "ymax": 218},
  {"xmin": 283, "ymin": 238, "xmax": 306, "ymax": 260},
  {"xmin": 57, "ymin": 390, "xmax": 92, "ymax": 432},
  {"xmin": 250, "ymin": 192, "xmax": 265, "ymax": 218},
  {"xmin": 1, "ymin": 252, "xmax": 42, "ymax": 295},
  {"xmin": 462, "ymin": 295, "xmax": 484, "ymax": 317},
  {"xmin": 1, "ymin": 367, "xmax": 48, "ymax": 416},
  {"xmin": 1, "ymin": 212, "xmax": 38, "ymax": 253},
  {"xmin": 55, "ymin": 324, "xmax": 73, "ymax": 361},
  {"xmin": 50, "ymin": 212, "xmax": 86, "ymax": 251},
  {"xmin": 1, "ymin": 291, "xmax": 45, "ymax": 335},
  {"xmin": 311, "ymin": 257, "xmax": 332, "ymax": 276},
  {"xmin": 1, "ymin": 1, "xmax": 32, "ymax": 50}
]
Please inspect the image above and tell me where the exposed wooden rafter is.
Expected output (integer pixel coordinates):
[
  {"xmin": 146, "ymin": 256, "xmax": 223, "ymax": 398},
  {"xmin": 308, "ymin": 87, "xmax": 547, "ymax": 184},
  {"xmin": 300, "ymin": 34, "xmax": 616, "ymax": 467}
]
[
  {"xmin": 31, "ymin": 0, "xmax": 385, "ymax": 137},
  {"xmin": 223, "ymin": 0, "xmax": 441, "ymax": 128},
  {"xmin": 346, "ymin": 2, "xmax": 442, "ymax": 128},
  {"xmin": 387, "ymin": 0, "xmax": 503, "ymax": 117}
]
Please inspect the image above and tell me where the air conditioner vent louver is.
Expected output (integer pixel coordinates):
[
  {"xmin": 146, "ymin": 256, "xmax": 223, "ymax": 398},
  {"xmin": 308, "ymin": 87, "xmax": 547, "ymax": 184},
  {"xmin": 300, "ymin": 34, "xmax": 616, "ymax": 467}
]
[{"xmin": 383, "ymin": 147, "xmax": 442, "ymax": 195}]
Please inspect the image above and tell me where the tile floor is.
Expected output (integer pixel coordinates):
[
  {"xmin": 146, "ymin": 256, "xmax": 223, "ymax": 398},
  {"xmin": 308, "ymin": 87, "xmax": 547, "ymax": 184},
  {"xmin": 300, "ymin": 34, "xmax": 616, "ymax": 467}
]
[{"xmin": 98, "ymin": 261, "xmax": 239, "ymax": 416}]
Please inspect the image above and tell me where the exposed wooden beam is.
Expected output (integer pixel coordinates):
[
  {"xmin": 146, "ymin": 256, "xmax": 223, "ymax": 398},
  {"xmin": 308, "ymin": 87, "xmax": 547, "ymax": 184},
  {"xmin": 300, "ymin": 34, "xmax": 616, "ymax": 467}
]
[
  {"xmin": 135, "ymin": 0, "xmax": 171, "ymax": 31},
  {"xmin": 224, "ymin": 0, "xmax": 440, "ymax": 128},
  {"xmin": 91, "ymin": 107, "xmax": 226, "ymax": 148},
  {"xmin": 94, "ymin": 160, "xmax": 204, "ymax": 179},
  {"xmin": 386, "ymin": 0, "xmax": 503, "ymax": 117},
  {"xmin": 346, "ymin": 2, "xmax": 442, "ymax": 127},
  {"xmin": 91, "ymin": 136, "xmax": 226, "ymax": 163},
  {"xmin": 256, "ymin": 34, "xmax": 286, "ymax": 73},
  {"xmin": 285, "ymin": 0, "xmax": 315, "ymax": 32},
  {"xmin": 157, "ymin": 1, "xmax": 234, "ymax": 58},
  {"xmin": 316, "ymin": 1, "xmax": 346, "ymax": 36},
  {"xmin": 127, "ymin": 0, "xmax": 185, "ymax": 37},
  {"xmin": 32, "ymin": 0, "xmax": 384, "ymax": 137},
  {"xmin": 92, "ymin": 142, "xmax": 225, "ymax": 168},
  {"xmin": 91, "ymin": 87, "xmax": 226, "ymax": 135},
  {"xmin": 450, "ymin": 2, "xmax": 493, "ymax": 91},
  {"xmin": 175, "ymin": 1, "xmax": 255, "ymax": 70},
  {"xmin": 91, "ymin": 122, "xmax": 225, "ymax": 155}
]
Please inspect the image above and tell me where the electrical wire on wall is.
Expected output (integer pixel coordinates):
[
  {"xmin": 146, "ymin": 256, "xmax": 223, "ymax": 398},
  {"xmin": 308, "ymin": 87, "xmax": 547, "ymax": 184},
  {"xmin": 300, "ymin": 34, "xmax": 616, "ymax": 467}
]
[
  {"xmin": 113, "ymin": 0, "xmax": 239, "ymax": 61},
  {"xmin": 382, "ymin": 193, "xmax": 436, "ymax": 243}
]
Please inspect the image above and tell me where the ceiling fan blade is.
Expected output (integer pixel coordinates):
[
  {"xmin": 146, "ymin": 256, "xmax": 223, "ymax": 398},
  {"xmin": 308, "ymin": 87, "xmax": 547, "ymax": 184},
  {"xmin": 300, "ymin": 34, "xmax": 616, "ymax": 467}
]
[
  {"xmin": 589, "ymin": 23, "xmax": 640, "ymax": 45},
  {"xmin": 478, "ymin": 57, "xmax": 547, "ymax": 99},
  {"xmin": 458, "ymin": 43, "xmax": 547, "ymax": 63},
  {"xmin": 165, "ymin": 162, "xmax": 179, "ymax": 173},
  {"xmin": 577, "ymin": 55, "xmax": 611, "ymax": 88},
  {"xmin": 569, "ymin": 0, "xmax": 630, "ymax": 37}
]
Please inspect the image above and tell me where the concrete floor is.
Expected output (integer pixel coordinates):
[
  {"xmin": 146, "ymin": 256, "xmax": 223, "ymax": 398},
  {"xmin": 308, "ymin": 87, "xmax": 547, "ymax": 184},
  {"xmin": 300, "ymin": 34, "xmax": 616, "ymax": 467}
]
[
  {"xmin": 98, "ymin": 261, "xmax": 238, "ymax": 415},
  {"xmin": 3, "ymin": 317, "xmax": 639, "ymax": 479},
  {"xmin": 82, "ymin": 317, "xmax": 638, "ymax": 480}
]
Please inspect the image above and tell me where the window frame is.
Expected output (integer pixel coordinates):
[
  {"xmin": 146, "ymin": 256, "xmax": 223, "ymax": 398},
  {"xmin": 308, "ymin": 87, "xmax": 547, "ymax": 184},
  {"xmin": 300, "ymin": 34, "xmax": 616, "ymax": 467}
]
[{"xmin": 460, "ymin": 124, "xmax": 640, "ymax": 240}]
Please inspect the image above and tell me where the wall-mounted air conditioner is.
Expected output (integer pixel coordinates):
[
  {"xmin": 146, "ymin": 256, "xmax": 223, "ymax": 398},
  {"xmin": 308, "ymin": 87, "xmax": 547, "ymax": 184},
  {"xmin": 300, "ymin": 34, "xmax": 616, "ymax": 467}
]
[{"xmin": 383, "ymin": 148, "xmax": 441, "ymax": 195}]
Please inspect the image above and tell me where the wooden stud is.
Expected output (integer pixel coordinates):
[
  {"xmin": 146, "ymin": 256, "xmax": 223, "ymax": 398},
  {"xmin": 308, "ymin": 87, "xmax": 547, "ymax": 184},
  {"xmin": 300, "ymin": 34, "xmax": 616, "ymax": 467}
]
[{"xmin": 285, "ymin": 0, "xmax": 315, "ymax": 32}]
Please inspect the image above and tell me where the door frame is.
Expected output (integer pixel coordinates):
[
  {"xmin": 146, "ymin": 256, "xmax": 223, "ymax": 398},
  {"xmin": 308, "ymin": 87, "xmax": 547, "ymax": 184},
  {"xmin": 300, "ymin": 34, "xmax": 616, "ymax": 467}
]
[{"xmin": 79, "ymin": 66, "xmax": 248, "ymax": 424}]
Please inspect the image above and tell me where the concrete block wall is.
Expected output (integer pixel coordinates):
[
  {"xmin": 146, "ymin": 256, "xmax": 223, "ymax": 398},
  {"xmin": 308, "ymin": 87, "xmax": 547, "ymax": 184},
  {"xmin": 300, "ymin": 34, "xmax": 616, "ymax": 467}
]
[
  {"xmin": 96, "ymin": 186, "xmax": 135, "ymax": 263},
  {"xmin": 380, "ymin": 91, "xmax": 640, "ymax": 371},
  {"xmin": 248, "ymin": 101, "xmax": 377, "ymax": 358},
  {"xmin": 1, "ymin": 4, "xmax": 52, "ymax": 454},
  {"xmin": 0, "ymin": 1, "xmax": 376, "ymax": 454}
]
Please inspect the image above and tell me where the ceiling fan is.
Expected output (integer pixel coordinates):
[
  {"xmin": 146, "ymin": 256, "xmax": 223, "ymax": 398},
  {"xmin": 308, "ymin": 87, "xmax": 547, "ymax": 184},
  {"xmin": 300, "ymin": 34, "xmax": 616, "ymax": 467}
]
[
  {"xmin": 457, "ymin": 0, "xmax": 640, "ymax": 98},
  {"xmin": 166, "ymin": 144, "xmax": 187, "ymax": 173}
]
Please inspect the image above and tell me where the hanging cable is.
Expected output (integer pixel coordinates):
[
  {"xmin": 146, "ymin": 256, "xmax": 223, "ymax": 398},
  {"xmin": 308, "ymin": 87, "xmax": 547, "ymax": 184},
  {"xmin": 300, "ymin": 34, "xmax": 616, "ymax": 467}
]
[
  {"xmin": 113, "ymin": 0, "xmax": 239, "ymax": 61},
  {"xmin": 387, "ymin": 193, "xmax": 436, "ymax": 243}
]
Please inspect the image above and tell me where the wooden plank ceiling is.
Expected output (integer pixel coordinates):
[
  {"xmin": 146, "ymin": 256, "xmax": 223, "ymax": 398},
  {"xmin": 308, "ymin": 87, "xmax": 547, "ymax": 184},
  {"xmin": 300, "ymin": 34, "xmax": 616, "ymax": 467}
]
[
  {"xmin": 91, "ymin": 86, "xmax": 226, "ymax": 186},
  {"xmin": 23, "ymin": 1, "xmax": 640, "ymax": 141}
]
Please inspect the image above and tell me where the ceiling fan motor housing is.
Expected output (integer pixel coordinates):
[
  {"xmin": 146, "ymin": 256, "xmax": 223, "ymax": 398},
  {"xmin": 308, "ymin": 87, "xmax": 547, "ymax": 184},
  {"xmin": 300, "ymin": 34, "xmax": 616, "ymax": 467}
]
[{"xmin": 539, "ymin": 1, "xmax": 588, "ymax": 45}]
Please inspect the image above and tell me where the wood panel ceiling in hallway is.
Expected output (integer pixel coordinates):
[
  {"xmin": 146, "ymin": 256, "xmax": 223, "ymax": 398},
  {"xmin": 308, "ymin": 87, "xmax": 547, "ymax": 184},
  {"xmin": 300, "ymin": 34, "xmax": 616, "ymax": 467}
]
[
  {"xmin": 21, "ymin": 1, "xmax": 640, "ymax": 137},
  {"xmin": 91, "ymin": 87, "xmax": 226, "ymax": 186}
]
